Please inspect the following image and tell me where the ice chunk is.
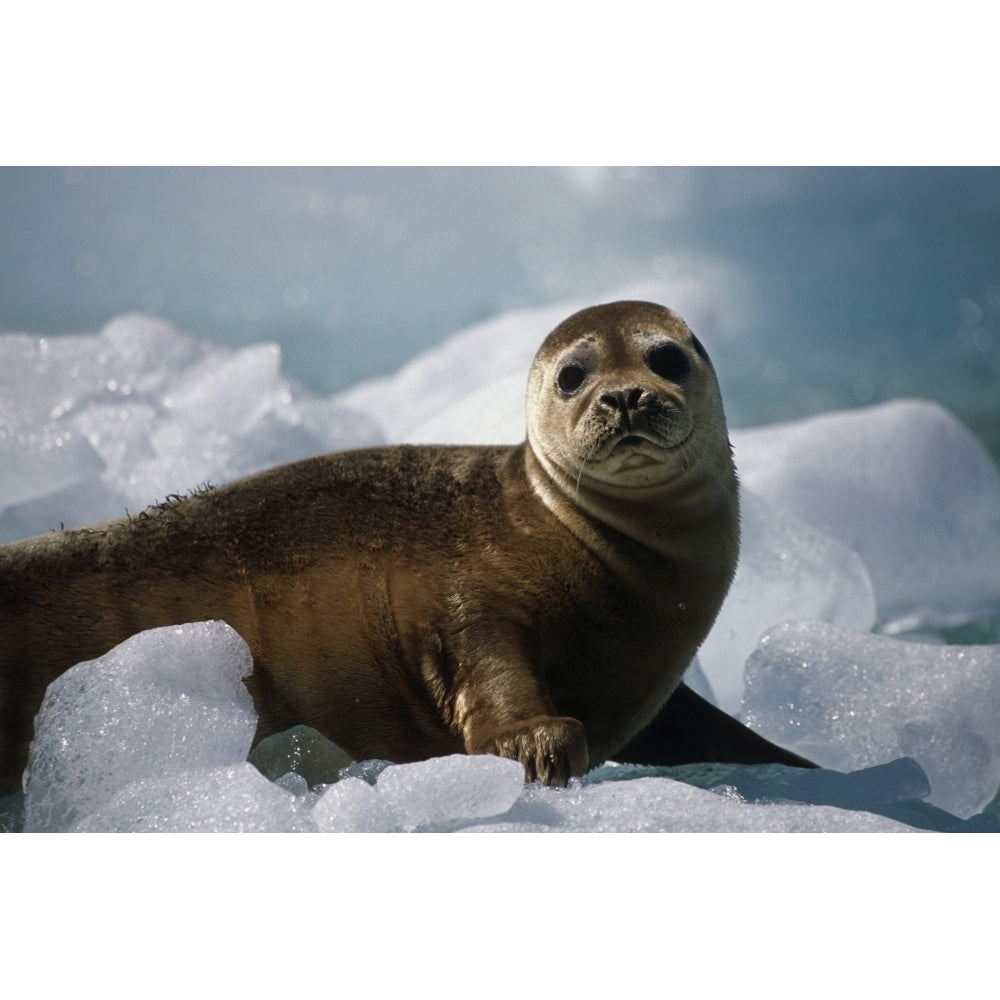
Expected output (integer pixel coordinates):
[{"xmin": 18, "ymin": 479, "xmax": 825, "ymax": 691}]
[
  {"xmin": 0, "ymin": 423, "xmax": 105, "ymax": 514},
  {"xmin": 311, "ymin": 754, "xmax": 529, "ymax": 833},
  {"xmin": 0, "ymin": 318, "xmax": 190, "ymax": 533},
  {"xmin": 23, "ymin": 621, "xmax": 257, "ymax": 832},
  {"xmin": 742, "ymin": 620, "xmax": 1000, "ymax": 817},
  {"xmin": 660, "ymin": 755, "xmax": 930, "ymax": 808},
  {"xmin": 0, "ymin": 317, "xmax": 205, "ymax": 444},
  {"xmin": 699, "ymin": 488, "xmax": 877, "ymax": 713},
  {"xmin": 129, "ymin": 338, "xmax": 381, "ymax": 504},
  {"xmin": 72, "ymin": 763, "xmax": 317, "ymax": 832},
  {"xmin": 733, "ymin": 400, "xmax": 1000, "ymax": 629},
  {"xmin": 98, "ymin": 313, "xmax": 210, "ymax": 395},
  {"xmin": 274, "ymin": 771, "xmax": 311, "ymax": 797},
  {"xmin": 249, "ymin": 725, "xmax": 354, "ymax": 787},
  {"xmin": 470, "ymin": 773, "xmax": 918, "ymax": 833},
  {"xmin": 162, "ymin": 342, "xmax": 290, "ymax": 434},
  {"xmin": 312, "ymin": 777, "xmax": 401, "ymax": 833},
  {"xmin": 663, "ymin": 757, "xmax": 997, "ymax": 832},
  {"xmin": 0, "ymin": 314, "xmax": 383, "ymax": 542},
  {"xmin": 375, "ymin": 754, "xmax": 526, "ymax": 831},
  {"xmin": 319, "ymin": 754, "xmax": 952, "ymax": 832},
  {"xmin": 69, "ymin": 400, "xmax": 159, "ymax": 490}
]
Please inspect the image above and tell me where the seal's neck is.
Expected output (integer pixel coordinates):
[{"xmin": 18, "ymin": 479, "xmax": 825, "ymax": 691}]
[{"xmin": 524, "ymin": 436, "xmax": 739, "ymax": 566}]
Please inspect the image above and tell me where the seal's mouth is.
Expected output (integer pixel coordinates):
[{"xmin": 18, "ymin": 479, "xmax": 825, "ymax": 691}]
[{"xmin": 609, "ymin": 426, "xmax": 692, "ymax": 455}]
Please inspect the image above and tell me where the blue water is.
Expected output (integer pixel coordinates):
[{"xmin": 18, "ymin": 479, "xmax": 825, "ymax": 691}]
[{"xmin": 2, "ymin": 166, "xmax": 998, "ymax": 455}]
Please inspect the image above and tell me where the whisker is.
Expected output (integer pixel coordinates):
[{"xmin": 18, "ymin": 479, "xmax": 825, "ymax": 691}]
[{"xmin": 574, "ymin": 440, "xmax": 599, "ymax": 504}]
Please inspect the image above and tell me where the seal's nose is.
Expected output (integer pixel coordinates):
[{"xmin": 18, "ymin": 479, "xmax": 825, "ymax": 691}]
[
  {"xmin": 600, "ymin": 387, "xmax": 645, "ymax": 420},
  {"xmin": 599, "ymin": 388, "xmax": 645, "ymax": 431},
  {"xmin": 600, "ymin": 387, "xmax": 644, "ymax": 412}
]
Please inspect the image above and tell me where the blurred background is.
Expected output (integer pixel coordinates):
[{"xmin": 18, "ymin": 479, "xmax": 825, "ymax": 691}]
[{"xmin": 2, "ymin": 166, "xmax": 998, "ymax": 458}]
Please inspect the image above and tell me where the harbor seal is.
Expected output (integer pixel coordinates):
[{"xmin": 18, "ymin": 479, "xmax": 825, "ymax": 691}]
[{"xmin": 0, "ymin": 300, "xmax": 810, "ymax": 794}]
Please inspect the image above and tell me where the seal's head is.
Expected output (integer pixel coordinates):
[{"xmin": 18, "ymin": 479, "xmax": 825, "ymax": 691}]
[{"xmin": 526, "ymin": 301, "xmax": 732, "ymax": 503}]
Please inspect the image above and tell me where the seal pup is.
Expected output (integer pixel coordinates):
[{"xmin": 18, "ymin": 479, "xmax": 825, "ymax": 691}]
[{"xmin": 0, "ymin": 301, "xmax": 809, "ymax": 794}]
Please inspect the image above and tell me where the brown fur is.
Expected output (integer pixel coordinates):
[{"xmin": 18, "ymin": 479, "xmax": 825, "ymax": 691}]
[{"xmin": 0, "ymin": 301, "xmax": 741, "ymax": 793}]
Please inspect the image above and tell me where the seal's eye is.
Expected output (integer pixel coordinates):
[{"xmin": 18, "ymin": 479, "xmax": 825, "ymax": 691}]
[
  {"xmin": 647, "ymin": 343, "xmax": 690, "ymax": 382},
  {"xmin": 557, "ymin": 362, "xmax": 587, "ymax": 395}
]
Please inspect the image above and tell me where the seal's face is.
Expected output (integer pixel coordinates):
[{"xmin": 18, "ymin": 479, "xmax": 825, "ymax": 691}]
[{"xmin": 527, "ymin": 301, "xmax": 729, "ymax": 493}]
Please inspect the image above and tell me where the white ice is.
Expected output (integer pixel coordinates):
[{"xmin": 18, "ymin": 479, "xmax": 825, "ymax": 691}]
[
  {"xmin": 733, "ymin": 400, "xmax": 1000, "ymax": 631},
  {"xmin": 23, "ymin": 621, "xmax": 258, "ymax": 832},
  {"xmin": 312, "ymin": 755, "xmax": 526, "ymax": 833},
  {"xmin": 697, "ymin": 488, "xmax": 877, "ymax": 713},
  {"xmin": 0, "ymin": 313, "xmax": 382, "ymax": 544},
  {"xmin": 742, "ymin": 621, "xmax": 1000, "ymax": 818},
  {"xmin": 19, "ymin": 623, "xmax": 968, "ymax": 833},
  {"xmin": 3, "ymin": 307, "xmax": 1000, "ymax": 833},
  {"xmin": 71, "ymin": 763, "xmax": 317, "ymax": 833}
]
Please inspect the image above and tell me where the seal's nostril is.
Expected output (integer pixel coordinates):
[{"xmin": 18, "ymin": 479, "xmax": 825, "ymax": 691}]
[{"xmin": 601, "ymin": 389, "xmax": 643, "ymax": 411}]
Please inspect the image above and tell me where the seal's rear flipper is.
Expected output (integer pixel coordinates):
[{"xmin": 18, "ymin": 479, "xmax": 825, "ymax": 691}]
[{"xmin": 614, "ymin": 682, "xmax": 817, "ymax": 769}]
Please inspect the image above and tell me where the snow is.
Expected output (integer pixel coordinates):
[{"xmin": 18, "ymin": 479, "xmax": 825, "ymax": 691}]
[{"xmin": 3, "ymin": 305, "xmax": 1000, "ymax": 833}]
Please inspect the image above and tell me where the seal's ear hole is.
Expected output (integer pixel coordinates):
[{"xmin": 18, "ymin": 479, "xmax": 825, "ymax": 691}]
[
  {"xmin": 647, "ymin": 342, "xmax": 690, "ymax": 382},
  {"xmin": 690, "ymin": 334, "xmax": 710, "ymax": 363},
  {"xmin": 557, "ymin": 363, "xmax": 587, "ymax": 395}
]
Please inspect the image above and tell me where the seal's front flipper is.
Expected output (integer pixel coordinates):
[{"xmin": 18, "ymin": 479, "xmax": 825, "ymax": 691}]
[
  {"xmin": 475, "ymin": 715, "xmax": 589, "ymax": 786},
  {"xmin": 614, "ymin": 682, "xmax": 817, "ymax": 769}
]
